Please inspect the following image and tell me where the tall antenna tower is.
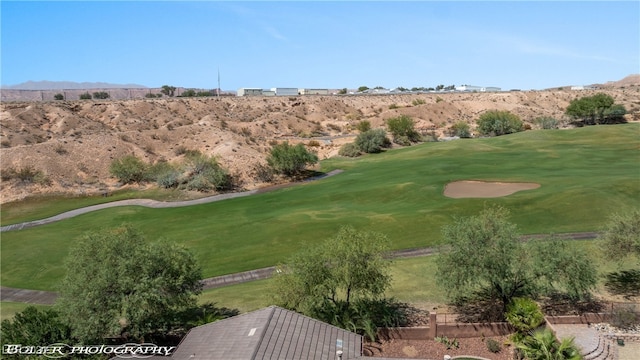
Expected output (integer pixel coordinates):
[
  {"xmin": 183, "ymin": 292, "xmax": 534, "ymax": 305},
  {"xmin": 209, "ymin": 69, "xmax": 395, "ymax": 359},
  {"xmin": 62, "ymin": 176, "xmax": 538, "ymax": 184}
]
[{"xmin": 217, "ymin": 67, "xmax": 221, "ymax": 100}]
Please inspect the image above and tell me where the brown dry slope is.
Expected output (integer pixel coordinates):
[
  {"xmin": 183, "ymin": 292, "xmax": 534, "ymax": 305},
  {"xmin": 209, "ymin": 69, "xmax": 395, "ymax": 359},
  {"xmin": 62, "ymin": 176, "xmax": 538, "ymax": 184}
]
[{"xmin": 1, "ymin": 83, "xmax": 639, "ymax": 204}]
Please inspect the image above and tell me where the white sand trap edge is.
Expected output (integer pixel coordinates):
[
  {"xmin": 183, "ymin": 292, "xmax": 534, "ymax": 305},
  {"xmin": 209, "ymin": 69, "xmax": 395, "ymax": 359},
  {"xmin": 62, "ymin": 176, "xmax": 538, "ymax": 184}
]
[{"xmin": 444, "ymin": 180, "xmax": 540, "ymax": 198}]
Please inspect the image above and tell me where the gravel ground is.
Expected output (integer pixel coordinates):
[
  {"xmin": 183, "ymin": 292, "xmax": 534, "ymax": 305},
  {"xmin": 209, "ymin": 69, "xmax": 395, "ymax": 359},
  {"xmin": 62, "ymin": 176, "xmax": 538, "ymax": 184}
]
[{"xmin": 365, "ymin": 336, "xmax": 514, "ymax": 360}]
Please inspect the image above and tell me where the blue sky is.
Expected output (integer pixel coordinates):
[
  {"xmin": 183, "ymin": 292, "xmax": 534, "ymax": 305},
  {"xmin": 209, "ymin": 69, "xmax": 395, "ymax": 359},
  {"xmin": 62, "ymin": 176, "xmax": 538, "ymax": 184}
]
[{"xmin": 1, "ymin": 1, "xmax": 638, "ymax": 90}]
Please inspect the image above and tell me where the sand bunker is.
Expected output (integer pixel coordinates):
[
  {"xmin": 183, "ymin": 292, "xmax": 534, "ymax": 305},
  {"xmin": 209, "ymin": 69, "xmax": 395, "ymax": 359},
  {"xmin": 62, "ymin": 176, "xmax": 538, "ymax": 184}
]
[{"xmin": 444, "ymin": 181, "xmax": 540, "ymax": 198}]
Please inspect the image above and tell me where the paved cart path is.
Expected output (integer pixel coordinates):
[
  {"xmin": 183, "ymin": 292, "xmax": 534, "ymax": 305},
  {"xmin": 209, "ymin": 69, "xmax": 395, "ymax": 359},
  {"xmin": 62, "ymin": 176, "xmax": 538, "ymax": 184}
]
[
  {"xmin": 0, "ymin": 170, "xmax": 344, "ymax": 233},
  {"xmin": 0, "ymin": 231, "xmax": 598, "ymax": 305}
]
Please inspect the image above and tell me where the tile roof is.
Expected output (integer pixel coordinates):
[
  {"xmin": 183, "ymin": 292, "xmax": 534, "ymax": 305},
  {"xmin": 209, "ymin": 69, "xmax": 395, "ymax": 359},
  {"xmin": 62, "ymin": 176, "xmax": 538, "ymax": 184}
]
[{"xmin": 170, "ymin": 306, "xmax": 362, "ymax": 360}]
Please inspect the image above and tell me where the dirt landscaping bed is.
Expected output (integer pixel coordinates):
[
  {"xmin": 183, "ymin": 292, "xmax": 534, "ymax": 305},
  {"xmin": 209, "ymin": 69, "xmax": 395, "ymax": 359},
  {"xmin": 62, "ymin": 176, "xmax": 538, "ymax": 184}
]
[{"xmin": 365, "ymin": 336, "xmax": 514, "ymax": 359}]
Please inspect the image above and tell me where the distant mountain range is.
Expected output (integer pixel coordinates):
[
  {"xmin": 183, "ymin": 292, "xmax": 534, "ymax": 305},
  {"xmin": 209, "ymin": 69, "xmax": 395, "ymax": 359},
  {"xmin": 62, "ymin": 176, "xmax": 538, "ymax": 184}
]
[{"xmin": 2, "ymin": 81, "xmax": 148, "ymax": 90}]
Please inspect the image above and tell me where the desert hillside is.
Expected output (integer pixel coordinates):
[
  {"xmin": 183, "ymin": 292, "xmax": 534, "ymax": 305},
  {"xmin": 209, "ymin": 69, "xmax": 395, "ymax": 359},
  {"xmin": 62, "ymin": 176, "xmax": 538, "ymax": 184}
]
[{"xmin": 1, "ymin": 85, "xmax": 639, "ymax": 204}]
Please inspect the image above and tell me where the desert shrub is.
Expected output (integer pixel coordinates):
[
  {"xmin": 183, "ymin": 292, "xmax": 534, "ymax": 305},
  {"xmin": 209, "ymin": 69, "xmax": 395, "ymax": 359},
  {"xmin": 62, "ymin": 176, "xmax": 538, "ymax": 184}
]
[
  {"xmin": 412, "ymin": 98, "xmax": 426, "ymax": 106},
  {"xmin": 183, "ymin": 153, "xmax": 232, "ymax": 191},
  {"xmin": 174, "ymin": 145, "xmax": 189, "ymax": 156},
  {"xmin": 338, "ymin": 142, "xmax": 361, "ymax": 157},
  {"xmin": 307, "ymin": 140, "xmax": 321, "ymax": 147},
  {"xmin": 435, "ymin": 336, "xmax": 459, "ymax": 350},
  {"xmin": 355, "ymin": 121, "xmax": 371, "ymax": 133},
  {"xmin": 477, "ymin": 110, "xmax": 523, "ymax": 136},
  {"xmin": 254, "ymin": 163, "xmax": 274, "ymax": 182},
  {"xmin": 79, "ymin": 92, "xmax": 92, "ymax": 100},
  {"xmin": 393, "ymin": 135, "xmax": 411, "ymax": 146},
  {"xmin": 386, "ymin": 115, "xmax": 420, "ymax": 143},
  {"xmin": 196, "ymin": 91, "xmax": 213, "ymax": 97},
  {"xmin": 611, "ymin": 305, "xmax": 639, "ymax": 330},
  {"xmin": 267, "ymin": 141, "xmax": 318, "ymax": 177},
  {"xmin": 92, "ymin": 91, "xmax": 110, "ymax": 99},
  {"xmin": 436, "ymin": 96, "xmax": 443, "ymax": 103},
  {"xmin": 534, "ymin": 117, "xmax": 559, "ymax": 129},
  {"xmin": 54, "ymin": 144, "xmax": 68, "ymax": 155},
  {"xmin": 109, "ymin": 155, "xmax": 149, "ymax": 184},
  {"xmin": 145, "ymin": 93, "xmax": 162, "ymax": 98},
  {"xmin": 1, "ymin": 140, "xmax": 10, "ymax": 148},
  {"xmin": 1, "ymin": 167, "xmax": 16, "ymax": 181},
  {"xmin": 388, "ymin": 104, "xmax": 399, "ymax": 109},
  {"xmin": 449, "ymin": 122, "xmax": 471, "ymax": 138},
  {"xmin": 486, "ymin": 338, "xmax": 502, "ymax": 353},
  {"xmin": 54, "ymin": 93, "xmax": 64, "ymax": 100},
  {"xmin": 15, "ymin": 165, "xmax": 40, "ymax": 183},
  {"xmin": 149, "ymin": 162, "xmax": 181, "ymax": 189},
  {"xmin": 355, "ymin": 129, "xmax": 390, "ymax": 153}
]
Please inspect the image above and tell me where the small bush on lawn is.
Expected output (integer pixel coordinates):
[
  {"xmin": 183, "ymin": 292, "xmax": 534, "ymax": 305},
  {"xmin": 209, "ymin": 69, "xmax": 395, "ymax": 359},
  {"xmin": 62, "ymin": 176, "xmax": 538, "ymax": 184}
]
[
  {"xmin": 338, "ymin": 142, "xmax": 361, "ymax": 157},
  {"xmin": 109, "ymin": 155, "xmax": 149, "ymax": 184}
]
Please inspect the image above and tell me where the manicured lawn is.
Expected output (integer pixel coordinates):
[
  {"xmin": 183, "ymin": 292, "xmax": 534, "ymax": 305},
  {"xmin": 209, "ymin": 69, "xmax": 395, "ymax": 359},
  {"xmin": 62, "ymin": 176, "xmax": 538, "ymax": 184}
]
[
  {"xmin": 0, "ymin": 302, "xmax": 48, "ymax": 321},
  {"xmin": 2, "ymin": 124, "xmax": 639, "ymax": 290}
]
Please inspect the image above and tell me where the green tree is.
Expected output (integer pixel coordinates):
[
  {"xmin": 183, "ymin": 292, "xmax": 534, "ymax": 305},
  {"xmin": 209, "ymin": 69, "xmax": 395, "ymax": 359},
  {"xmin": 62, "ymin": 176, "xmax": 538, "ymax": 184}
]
[
  {"xmin": 79, "ymin": 92, "xmax": 92, "ymax": 100},
  {"xmin": 92, "ymin": 91, "xmax": 110, "ymax": 99},
  {"xmin": 54, "ymin": 93, "xmax": 64, "ymax": 100},
  {"xmin": 358, "ymin": 86, "xmax": 369, "ymax": 92},
  {"xmin": 600, "ymin": 210, "xmax": 640, "ymax": 262},
  {"xmin": 56, "ymin": 225, "xmax": 202, "ymax": 343},
  {"xmin": 180, "ymin": 89, "xmax": 196, "ymax": 97},
  {"xmin": 436, "ymin": 207, "xmax": 597, "ymax": 316},
  {"xmin": 267, "ymin": 141, "xmax": 318, "ymax": 177},
  {"xmin": 565, "ymin": 93, "xmax": 618, "ymax": 125},
  {"xmin": 477, "ymin": 110, "xmax": 523, "ymax": 136},
  {"xmin": 272, "ymin": 226, "xmax": 394, "ymax": 338},
  {"xmin": 337, "ymin": 88, "xmax": 347, "ymax": 95},
  {"xmin": 530, "ymin": 238, "xmax": 597, "ymax": 300},
  {"xmin": 386, "ymin": 115, "xmax": 421, "ymax": 144},
  {"xmin": 1, "ymin": 307, "xmax": 73, "ymax": 351},
  {"xmin": 109, "ymin": 155, "xmax": 149, "ymax": 184},
  {"xmin": 355, "ymin": 129, "xmax": 391, "ymax": 153},
  {"xmin": 161, "ymin": 85, "xmax": 176, "ymax": 97}
]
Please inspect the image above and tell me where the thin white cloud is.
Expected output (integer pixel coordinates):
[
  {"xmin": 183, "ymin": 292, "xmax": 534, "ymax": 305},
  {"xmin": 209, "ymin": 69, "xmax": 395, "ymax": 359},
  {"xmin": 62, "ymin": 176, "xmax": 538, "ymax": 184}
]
[{"xmin": 264, "ymin": 26, "xmax": 288, "ymax": 42}]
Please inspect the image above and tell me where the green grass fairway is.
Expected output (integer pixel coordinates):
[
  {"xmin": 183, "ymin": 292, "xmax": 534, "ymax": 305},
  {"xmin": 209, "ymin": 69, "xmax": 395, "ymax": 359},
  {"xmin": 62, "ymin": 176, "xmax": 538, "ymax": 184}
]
[{"xmin": 2, "ymin": 124, "xmax": 639, "ymax": 290}]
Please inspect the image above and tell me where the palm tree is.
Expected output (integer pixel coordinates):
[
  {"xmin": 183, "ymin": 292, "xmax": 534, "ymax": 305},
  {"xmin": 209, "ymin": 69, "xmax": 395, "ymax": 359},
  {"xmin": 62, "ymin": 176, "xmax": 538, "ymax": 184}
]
[{"xmin": 516, "ymin": 328, "xmax": 582, "ymax": 360}]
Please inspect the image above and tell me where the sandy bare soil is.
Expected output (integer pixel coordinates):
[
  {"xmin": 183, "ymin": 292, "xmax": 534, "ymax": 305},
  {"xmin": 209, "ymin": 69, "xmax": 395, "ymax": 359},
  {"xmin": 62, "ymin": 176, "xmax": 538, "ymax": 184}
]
[
  {"xmin": 1, "ymin": 78, "xmax": 638, "ymax": 204},
  {"xmin": 444, "ymin": 181, "xmax": 540, "ymax": 198},
  {"xmin": 366, "ymin": 336, "xmax": 514, "ymax": 360}
]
